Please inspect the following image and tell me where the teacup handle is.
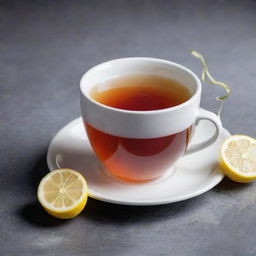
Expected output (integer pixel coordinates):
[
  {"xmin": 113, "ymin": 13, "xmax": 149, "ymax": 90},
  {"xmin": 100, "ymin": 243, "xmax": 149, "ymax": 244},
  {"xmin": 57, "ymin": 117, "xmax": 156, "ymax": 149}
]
[{"xmin": 184, "ymin": 109, "xmax": 222, "ymax": 155}]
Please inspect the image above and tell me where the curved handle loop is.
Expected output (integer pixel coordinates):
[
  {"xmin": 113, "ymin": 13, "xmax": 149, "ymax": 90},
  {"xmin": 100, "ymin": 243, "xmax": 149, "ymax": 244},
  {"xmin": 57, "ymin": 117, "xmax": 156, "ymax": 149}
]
[{"xmin": 185, "ymin": 109, "xmax": 222, "ymax": 155}]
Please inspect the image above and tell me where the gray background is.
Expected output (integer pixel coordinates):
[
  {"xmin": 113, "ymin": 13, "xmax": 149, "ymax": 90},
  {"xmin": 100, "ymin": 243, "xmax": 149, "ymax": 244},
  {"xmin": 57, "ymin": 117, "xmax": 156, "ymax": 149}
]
[{"xmin": 1, "ymin": 0, "xmax": 256, "ymax": 255}]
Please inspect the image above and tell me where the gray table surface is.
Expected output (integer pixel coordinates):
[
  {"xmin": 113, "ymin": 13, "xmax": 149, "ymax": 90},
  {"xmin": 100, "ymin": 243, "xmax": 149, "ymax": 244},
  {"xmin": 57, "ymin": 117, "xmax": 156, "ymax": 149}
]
[{"xmin": 1, "ymin": 0, "xmax": 256, "ymax": 255}]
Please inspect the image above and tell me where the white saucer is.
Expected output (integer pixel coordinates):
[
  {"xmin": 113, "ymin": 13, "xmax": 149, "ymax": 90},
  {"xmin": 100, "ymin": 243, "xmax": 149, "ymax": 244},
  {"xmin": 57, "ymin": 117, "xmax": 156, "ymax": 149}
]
[{"xmin": 47, "ymin": 109, "xmax": 230, "ymax": 206}]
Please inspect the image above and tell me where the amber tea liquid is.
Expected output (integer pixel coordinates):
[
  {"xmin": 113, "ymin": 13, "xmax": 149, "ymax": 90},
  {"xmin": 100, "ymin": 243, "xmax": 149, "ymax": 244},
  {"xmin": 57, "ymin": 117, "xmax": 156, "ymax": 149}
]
[{"xmin": 86, "ymin": 75, "xmax": 192, "ymax": 181}]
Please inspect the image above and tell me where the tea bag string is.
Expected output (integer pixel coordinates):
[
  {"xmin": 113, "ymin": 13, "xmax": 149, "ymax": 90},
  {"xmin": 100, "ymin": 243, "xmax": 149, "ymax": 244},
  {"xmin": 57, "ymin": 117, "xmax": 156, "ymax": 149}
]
[{"xmin": 190, "ymin": 50, "xmax": 231, "ymax": 117}]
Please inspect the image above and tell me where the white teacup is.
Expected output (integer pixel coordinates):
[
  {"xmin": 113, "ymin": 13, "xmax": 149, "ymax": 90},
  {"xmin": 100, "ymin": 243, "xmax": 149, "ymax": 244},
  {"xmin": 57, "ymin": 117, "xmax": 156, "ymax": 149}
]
[{"xmin": 80, "ymin": 58, "xmax": 222, "ymax": 182}]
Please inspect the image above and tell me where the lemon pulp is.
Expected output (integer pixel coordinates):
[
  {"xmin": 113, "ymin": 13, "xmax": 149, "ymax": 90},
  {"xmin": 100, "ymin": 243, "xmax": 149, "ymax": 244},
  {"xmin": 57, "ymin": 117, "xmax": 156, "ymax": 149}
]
[
  {"xmin": 220, "ymin": 135, "xmax": 256, "ymax": 183},
  {"xmin": 37, "ymin": 168, "xmax": 88, "ymax": 219}
]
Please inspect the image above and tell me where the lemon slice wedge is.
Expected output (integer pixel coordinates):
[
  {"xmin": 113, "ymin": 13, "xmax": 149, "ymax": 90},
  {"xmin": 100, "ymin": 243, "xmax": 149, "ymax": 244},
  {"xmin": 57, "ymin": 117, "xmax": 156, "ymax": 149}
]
[
  {"xmin": 37, "ymin": 168, "xmax": 88, "ymax": 219},
  {"xmin": 220, "ymin": 135, "xmax": 256, "ymax": 183}
]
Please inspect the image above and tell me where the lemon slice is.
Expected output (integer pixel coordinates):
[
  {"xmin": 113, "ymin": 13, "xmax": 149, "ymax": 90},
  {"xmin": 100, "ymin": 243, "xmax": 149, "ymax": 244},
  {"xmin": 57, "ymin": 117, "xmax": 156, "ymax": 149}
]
[
  {"xmin": 220, "ymin": 135, "xmax": 256, "ymax": 183},
  {"xmin": 37, "ymin": 168, "xmax": 88, "ymax": 219}
]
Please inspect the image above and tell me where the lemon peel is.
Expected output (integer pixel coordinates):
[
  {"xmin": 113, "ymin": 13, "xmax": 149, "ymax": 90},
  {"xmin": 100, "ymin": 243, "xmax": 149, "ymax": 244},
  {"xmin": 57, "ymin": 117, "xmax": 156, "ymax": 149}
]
[{"xmin": 191, "ymin": 50, "xmax": 231, "ymax": 116}]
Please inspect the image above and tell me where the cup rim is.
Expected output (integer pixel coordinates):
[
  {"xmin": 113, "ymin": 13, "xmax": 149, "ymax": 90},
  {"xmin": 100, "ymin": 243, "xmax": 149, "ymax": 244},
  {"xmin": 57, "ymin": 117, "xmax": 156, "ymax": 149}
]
[{"xmin": 80, "ymin": 57, "xmax": 201, "ymax": 115}]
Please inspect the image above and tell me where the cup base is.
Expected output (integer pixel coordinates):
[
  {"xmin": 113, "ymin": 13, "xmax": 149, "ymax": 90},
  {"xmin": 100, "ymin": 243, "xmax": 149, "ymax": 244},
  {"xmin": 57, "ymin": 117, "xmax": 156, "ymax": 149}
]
[{"xmin": 98, "ymin": 164, "xmax": 177, "ymax": 184}]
